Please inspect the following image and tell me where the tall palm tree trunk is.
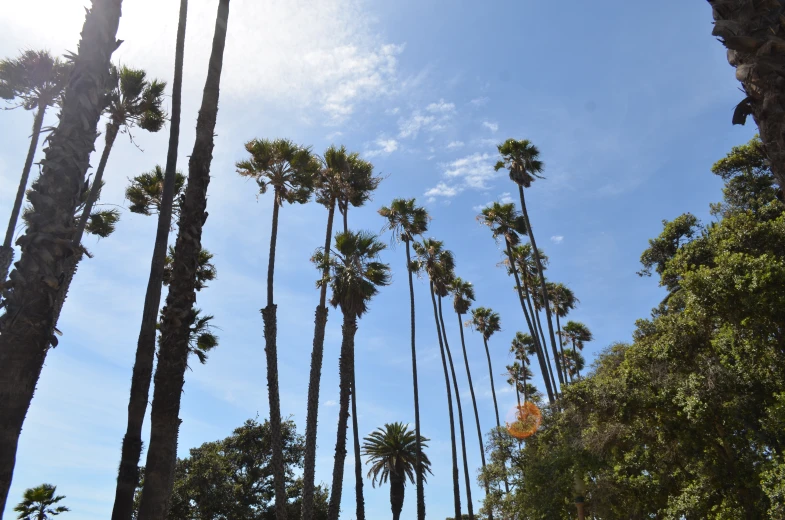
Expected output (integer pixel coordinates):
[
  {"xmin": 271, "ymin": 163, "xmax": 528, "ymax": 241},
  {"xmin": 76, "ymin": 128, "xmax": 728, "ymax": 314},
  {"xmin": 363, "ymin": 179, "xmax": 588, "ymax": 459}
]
[
  {"xmin": 390, "ymin": 474, "xmax": 405, "ymax": 520},
  {"xmin": 111, "ymin": 2, "xmax": 188, "ymax": 518},
  {"xmin": 438, "ymin": 297, "xmax": 474, "ymax": 520},
  {"xmin": 301, "ymin": 199, "xmax": 335, "ymax": 519},
  {"xmin": 263, "ymin": 190, "xmax": 289, "ymax": 520},
  {"xmin": 0, "ymin": 0, "xmax": 123, "ymax": 510},
  {"xmin": 504, "ymin": 242, "xmax": 555, "ymax": 403},
  {"xmin": 327, "ymin": 313, "xmax": 358, "ymax": 520},
  {"xmin": 430, "ymin": 282, "xmax": 462, "ymax": 520},
  {"xmin": 708, "ymin": 0, "xmax": 785, "ymax": 190},
  {"xmin": 529, "ymin": 295, "xmax": 560, "ymax": 394},
  {"xmin": 135, "ymin": 1, "xmax": 228, "ymax": 517},
  {"xmin": 406, "ymin": 241, "xmax": 426, "ymax": 520},
  {"xmin": 0, "ymin": 101, "xmax": 49, "ymax": 285},
  {"xmin": 481, "ymin": 334, "xmax": 510, "ymax": 495},
  {"xmin": 517, "ymin": 185, "xmax": 560, "ymax": 387},
  {"xmin": 555, "ymin": 313, "xmax": 568, "ymax": 385},
  {"xmin": 457, "ymin": 312, "xmax": 492, "ymax": 520}
]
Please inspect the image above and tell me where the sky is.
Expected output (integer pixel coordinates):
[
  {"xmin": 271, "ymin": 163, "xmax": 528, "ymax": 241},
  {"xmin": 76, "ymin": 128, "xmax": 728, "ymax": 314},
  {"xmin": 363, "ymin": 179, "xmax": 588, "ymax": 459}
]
[{"xmin": 0, "ymin": 0, "xmax": 758, "ymax": 518}]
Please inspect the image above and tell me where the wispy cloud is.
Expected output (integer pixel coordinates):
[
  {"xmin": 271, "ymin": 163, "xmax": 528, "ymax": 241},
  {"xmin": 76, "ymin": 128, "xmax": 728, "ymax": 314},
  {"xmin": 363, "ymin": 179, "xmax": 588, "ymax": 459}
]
[
  {"xmin": 426, "ymin": 99, "xmax": 456, "ymax": 114},
  {"xmin": 470, "ymin": 96, "xmax": 489, "ymax": 107},
  {"xmin": 446, "ymin": 141, "xmax": 465, "ymax": 149},
  {"xmin": 425, "ymin": 152, "xmax": 499, "ymax": 201},
  {"xmin": 398, "ymin": 112, "xmax": 436, "ymax": 138},
  {"xmin": 482, "ymin": 121, "xmax": 499, "ymax": 133},
  {"xmin": 550, "ymin": 235, "xmax": 564, "ymax": 244},
  {"xmin": 365, "ymin": 137, "xmax": 399, "ymax": 157},
  {"xmin": 398, "ymin": 99, "xmax": 457, "ymax": 138},
  {"xmin": 425, "ymin": 182, "xmax": 460, "ymax": 202},
  {"xmin": 323, "ymin": 400, "xmax": 337, "ymax": 407},
  {"xmin": 472, "ymin": 192, "xmax": 513, "ymax": 211}
]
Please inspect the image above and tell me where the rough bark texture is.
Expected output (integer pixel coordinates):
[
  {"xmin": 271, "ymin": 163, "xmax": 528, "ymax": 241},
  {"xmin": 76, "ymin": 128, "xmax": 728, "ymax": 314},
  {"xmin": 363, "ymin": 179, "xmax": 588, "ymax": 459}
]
[
  {"xmin": 457, "ymin": 312, "xmax": 492, "ymax": 520},
  {"xmin": 111, "ymin": 2, "xmax": 188, "ymax": 518},
  {"xmin": 0, "ymin": 0, "xmax": 123, "ymax": 510},
  {"xmin": 351, "ymin": 364, "xmax": 365, "ymax": 520},
  {"xmin": 136, "ymin": 1, "xmax": 228, "ymax": 517},
  {"xmin": 708, "ymin": 0, "xmax": 785, "ymax": 190},
  {"xmin": 438, "ymin": 297, "xmax": 474, "ymax": 520},
  {"xmin": 301, "ymin": 201, "xmax": 335, "ymax": 520},
  {"xmin": 406, "ymin": 242, "xmax": 426, "ymax": 520},
  {"xmin": 430, "ymin": 283, "xmax": 462, "ymax": 520},
  {"xmin": 1, "ymin": 102, "xmax": 49, "ymax": 285},
  {"xmin": 327, "ymin": 313, "xmax": 358, "ymax": 520},
  {"xmin": 390, "ymin": 474, "xmax": 405, "ymax": 520}
]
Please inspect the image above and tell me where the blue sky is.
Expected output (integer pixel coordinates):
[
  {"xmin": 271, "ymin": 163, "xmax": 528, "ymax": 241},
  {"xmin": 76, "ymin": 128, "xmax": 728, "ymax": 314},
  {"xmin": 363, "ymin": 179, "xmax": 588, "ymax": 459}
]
[{"xmin": 0, "ymin": 0, "xmax": 756, "ymax": 518}]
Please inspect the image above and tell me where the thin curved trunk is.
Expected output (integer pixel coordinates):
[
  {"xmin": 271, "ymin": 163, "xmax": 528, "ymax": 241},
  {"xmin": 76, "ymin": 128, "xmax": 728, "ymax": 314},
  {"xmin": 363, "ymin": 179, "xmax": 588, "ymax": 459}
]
[
  {"xmin": 438, "ymin": 297, "xmax": 474, "ymax": 520},
  {"xmin": 0, "ymin": 0, "xmax": 123, "ymax": 510},
  {"xmin": 111, "ymin": 2, "xmax": 188, "ymax": 518},
  {"xmin": 517, "ymin": 185, "xmax": 560, "ymax": 392},
  {"xmin": 457, "ymin": 312, "xmax": 492, "ymax": 520},
  {"xmin": 515, "ymin": 378, "xmax": 521, "ymax": 408},
  {"xmin": 505, "ymin": 241, "xmax": 555, "ymax": 403},
  {"xmin": 529, "ymin": 295, "xmax": 560, "ymax": 395},
  {"xmin": 481, "ymin": 334, "xmax": 509, "ymax": 495},
  {"xmin": 0, "ymin": 102, "xmax": 49, "ymax": 284},
  {"xmin": 327, "ymin": 313, "xmax": 358, "ymax": 520},
  {"xmin": 430, "ymin": 282, "xmax": 462, "ymax": 520},
  {"xmin": 406, "ymin": 241, "xmax": 425, "ymax": 520},
  {"xmin": 571, "ymin": 338, "xmax": 579, "ymax": 382},
  {"xmin": 301, "ymin": 199, "xmax": 336, "ymax": 519},
  {"xmin": 263, "ymin": 190, "xmax": 288, "ymax": 520},
  {"xmin": 390, "ymin": 474, "xmax": 405, "ymax": 520},
  {"xmin": 555, "ymin": 313, "xmax": 568, "ymax": 385},
  {"xmin": 136, "ymin": 1, "xmax": 228, "ymax": 517}
]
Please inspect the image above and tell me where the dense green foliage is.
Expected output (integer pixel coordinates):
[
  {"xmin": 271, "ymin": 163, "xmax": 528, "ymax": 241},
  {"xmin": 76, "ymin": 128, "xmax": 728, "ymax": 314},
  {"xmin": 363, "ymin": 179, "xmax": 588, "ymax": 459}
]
[{"xmin": 479, "ymin": 136, "xmax": 785, "ymax": 519}]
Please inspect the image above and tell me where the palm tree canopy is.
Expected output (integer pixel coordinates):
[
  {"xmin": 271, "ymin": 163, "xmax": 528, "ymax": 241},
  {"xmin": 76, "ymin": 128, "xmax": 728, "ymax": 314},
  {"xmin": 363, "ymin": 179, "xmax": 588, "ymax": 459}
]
[
  {"xmin": 162, "ymin": 245, "xmax": 217, "ymax": 291},
  {"xmin": 450, "ymin": 276, "xmax": 475, "ymax": 315},
  {"xmin": 362, "ymin": 422, "xmax": 432, "ymax": 488},
  {"xmin": 378, "ymin": 198, "xmax": 429, "ymax": 243},
  {"xmin": 412, "ymin": 238, "xmax": 455, "ymax": 297},
  {"xmin": 337, "ymin": 152, "xmax": 381, "ymax": 214},
  {"xmin": 236, "ymin": 138, "xmax": 318, "ymax": 205},
  {"xmin": 509, "ymin": 244, "xmax": 548, "ymax": 284},
  {"xmin": 562, "ymin": 321, "xmax": 593, "ymax": 350},
  {"xmin": 315, "ymin": 144, "xmax": 350, "ymax": 207},
  {"xmin": 547, "ymin": 282, "xmax": 578, "ymax": 317},
  {"xmin": 13, "ymin": 483, "xmax": 69, "ymax": 519},
  {"xmin": 315, "ymin": 230, "xmax": 391, "ymax": 318},
  {"xmin": 106, "ymin": 65, "xmax": 167, "ymax": 133},
  {"xmin": 562, "ymin": 348, "xmax": 586, "ymax": 376},
  {"xmin": 478, "ymin": 202, "xmax": 527, "ymax": 246},
  {"xmin": 470, "ymin": 306, "xmax": 501, "ymax": 341},
  {"xmin": 494, "ymin": 138, "xmax": 545, "ymax": 188},
  {"xmin": 125, "ymin": 165, "xmax": 187, "ymax": 216},
  {"xmin": 187, "ymin": 309, "xmax": 218, "ymax": 365},
  {"xmin": 510, "ymin": 331, "xmax": 536, "ymax": 363},
  {"xmin": 0, "ymin": 50, "xmax": 70, "ymax": 109}
]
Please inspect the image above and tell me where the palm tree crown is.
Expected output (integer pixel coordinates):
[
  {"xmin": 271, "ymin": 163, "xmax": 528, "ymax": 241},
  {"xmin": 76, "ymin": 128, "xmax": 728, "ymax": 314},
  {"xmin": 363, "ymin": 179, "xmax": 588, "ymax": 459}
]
[
  {"xmin": 379, "ymin": 198, "xmax": 430, "ymax": 243},
  {"xmin": 412, "ymin": 239, "xmax": 455, "ymax": 296},
  {"xmin": 105, "ymin": 65, "xmax": 166, "ymax": 134},
  {"xmin": 562, "ymin": 321, "xmax": 593, "ymax": 349},
  {"xmin": 236, "ymin": 138, "xmax": 319, "ymax": 204},
  {"xmin": 510, "ymin": 332, "xmax": 536, "ymax": 363},
  {"xmin": 0, "ymin": 50, "xmax": 70, "ymax": 109},
  {"xmin": 13, "ymin": 484, "xmax": 69, "ymax": 520},
  {"xmin": 478, "ymin": 202, "xmax": 527, "ymax": 246},
  {"xmin": 315, "ymin": 145, "xmax": 350, "ymax": 208},
  {"xmin": 470, "ymin": 306, "xmax": 501, "ymax": 341},
  {"xmin": 125, "ymin": 165, "xmax": 187, "ymax": 217},
  {"xmin": 363, "ymin": 422, "xmax": 433, "ymax": 487},
  {"xmin": 451, "ymin": 277, "xmax": 475, "ymax": 315},
  {"xmin": 494, "ymin": 138, "xmax": 545, "ymax": 188},
  {"xmin": 548, "ymin": 282, "xmax": 578, "ymax": 318}
]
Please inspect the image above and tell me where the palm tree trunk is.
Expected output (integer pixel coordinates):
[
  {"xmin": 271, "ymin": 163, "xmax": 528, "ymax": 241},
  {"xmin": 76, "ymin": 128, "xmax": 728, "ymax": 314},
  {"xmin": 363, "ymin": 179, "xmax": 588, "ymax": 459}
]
[
  {"xmin": 301, "ymin": 199, "xmax": 336, "ymax": 519},
  {"xmin": 457, "ymin": 312, "xmax": 493, "ymax": 520},
  {"xmin": 0, "ymin": 101, "xmax": 49, "ymax": 285},
  {"xmin": 555, "ymin": 313, "xmax": 568, "ymax": 385},
  {"xmin": 110, "ymin": 2, "xmax": 188, "ymax": 518},
  {"xmin": 351, "ymin": 361, "xmax": 365, "ymax": 520},
  {"xmin": 529, "ymin": 292, "xmax": 560, "ymax": 394},
  {"xmin": 0, "ymin": 0, "xmax": 123, "ymax": 510},
  {"xmin": 505, "ymin": 242, "xmax": 555, "ymax": 403},
  {"xmin": 263, "ymin": 190, "xmax": 289, "ymax": 520},
  {"xmin": 406, "ymin": 241, "xmax": 425, "ymax": 520},
  {"xmin": 390, "ymin": 474, "xmax": 405, "ymax": 520},
  {"xmin": 327, "ymin": 312, "xmax": 358, "ymax": 520},
  {"xmin": 515, "ymin": 380, "xmax": 521, "ymax": 407},
  {"xmin": 481, "ymin": 335, "xmax": 501, "ymax": 430},
  {"xmin": 708, "ymin": 0, "xmax": 785, "ymax": 190},
  {"xmin": 438, "ymin": 297, "xmax": 474, "ymax": 520},
  {"xmin": 430, "ymin": 282, "xmax": 462, "ymax": 520},
  {"xmin": 517, "ymin": 185, "xmax": 561, "ymax": 389},
  {"xmin": 135, "ymin": 1, "xmax": 228, "ymax": 517}
]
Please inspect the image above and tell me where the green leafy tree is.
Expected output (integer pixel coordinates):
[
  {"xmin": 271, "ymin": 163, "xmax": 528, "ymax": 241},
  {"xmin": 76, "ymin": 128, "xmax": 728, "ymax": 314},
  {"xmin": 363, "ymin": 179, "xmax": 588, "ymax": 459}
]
[
  {"xmin": 378, "ymin": 198, "xmax": 429, "ymax": 520},
  {"xmin": 13, "ymin": 484, "xmax": 69, "ymax": 520},
  {"xmin": 0, "ymin": 50, "xmax": 70, "ymax": 284},
  {"xmin": 236, "ymin": 137, "xmax": 318, "ymax": 520},
  {"xmin": 319, "ymin": 231, "xmax": 390, "ymax": 520},
  {"xmin": 136, "ymin": 2, "xmax": 230, "ymax": 518},
  {"xmin": 362, "ymin": 422, "xmax": 432, "ymax": 520},
  {"xmin": 0, "ymin": 0, "xmax": 124, "ymax": 509}
]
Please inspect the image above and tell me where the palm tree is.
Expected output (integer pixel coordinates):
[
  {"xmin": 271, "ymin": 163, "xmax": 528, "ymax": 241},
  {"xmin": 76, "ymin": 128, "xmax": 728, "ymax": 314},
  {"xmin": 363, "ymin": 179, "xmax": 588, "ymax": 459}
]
[
  {"xmin": 378, "ymin": 198, "xmax": 429, "ymax": 520},
  {"xmin": 236, "ymin": 137, "xmax": 318, "ymax": 520},
  {"xmin": 0, "ymin": 0, "xmax": 124, "ymax": 509},
  {"xmin": 469, "ymin": 307, "xmax": 503, "ymax": 428},
  {"xmin": 135, "ymin": 1, "xmax": 230, "ymax": 518},
  {"xmin": 561, "ymin": 321, "xmax": 592, "ymax": 381},
  {"xmin": 124, "ymin": 165, "xmax": 187, "ymax": 217},
  {"xmin": 707, "ymin": 0, "xmax": 785, "ymax": 190},
  {"xmin": 495, "ymin": 138, "xmax": 561, "ymax": 395},
  {"xmin": 0, "ymin": 50, "xmax": 70, "ymax": 284},
  {"xmin": 505, "ymin": 362, "xmax": 524, "ymax": 406},
  {"xmin": 478, "ymin": 202, "xmax": 555, "ymax": 403},
  {"xmin": 322, "ymin": 231, "xmax": 390, "ymax": 520},
  {"xmin": 13, "ymin": 484, "xmax": 69, "ymax": 520},
  {"xmin": 547, "ymin": 282, "xmax": 577, "ymax": 384},
  {"xmin": 510, "ymin": 332, "xmax": 536, "ymax": 402},
  {"xmin": 362, "ymin": 423, "xmax": 433, "ymax": 520},
  {"xmin": 301, "ymin": 145, "xmax": 350, "ymax": 519}
]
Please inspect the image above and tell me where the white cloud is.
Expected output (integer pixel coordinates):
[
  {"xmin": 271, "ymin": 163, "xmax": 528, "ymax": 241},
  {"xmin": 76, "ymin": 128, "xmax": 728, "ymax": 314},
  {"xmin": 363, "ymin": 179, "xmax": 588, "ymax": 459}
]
[
  {"xmin": 551, "ymin": 235, "xmax": 564, "ymax": 244},
  {"xmin": 443, "ymin": 152, "xmax": 496, "ymax": 189},
  {"xmin": 470, "ymin": 96, "xmax": 489, "ymax": 107},
  {"xmin": 365, "ymin": 137, "xmax": 399, "ymax": 157},
  {"xmin": 471, "ymin": 192, "xmax": 514, "ymax": 212},
  {"xmin": 425, "ymin": 182, "xmax": 460, "ymax": 198},
  {"xmin": 447, "ymin": 141, "xmax": 465, "ymax": 149},
  {"xmin": 483, "ymin": 121, "xmax": 499, "ymax": 133},
  {"xmin": 323, "ymin": 400, "xmax": 337, "ymax": 407},
  {"xmin": 385, "ymin": 107, "xmax": 400, "ymax": 115},
  {"xmin": 398, "ymin": 112, "xmax": 436, "ymax": 138},
  {"xmin": 426, "ymin": 99, "xmax": 456, "ymax": 114}
]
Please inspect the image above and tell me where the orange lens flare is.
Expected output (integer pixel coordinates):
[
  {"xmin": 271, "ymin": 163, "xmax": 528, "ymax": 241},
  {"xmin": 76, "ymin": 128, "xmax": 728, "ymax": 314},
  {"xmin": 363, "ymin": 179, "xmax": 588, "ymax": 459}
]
[{"xmin": 505, "ymin": 401, "xmax": 542, "ymax": 439}]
